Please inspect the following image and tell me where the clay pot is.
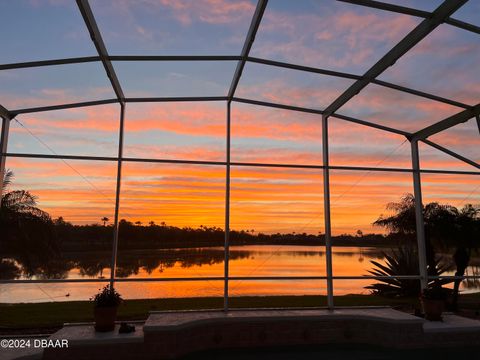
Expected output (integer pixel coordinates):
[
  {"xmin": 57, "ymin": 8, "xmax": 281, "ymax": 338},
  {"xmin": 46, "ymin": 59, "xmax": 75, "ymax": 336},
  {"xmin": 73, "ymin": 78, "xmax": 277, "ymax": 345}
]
[
  {"xmin": 420, "ymin": 297, "xmax": 444, "ymax": 321},
  {"xmin": 94, "ymin": 306, "xmax": 118, "ymax": 332}
]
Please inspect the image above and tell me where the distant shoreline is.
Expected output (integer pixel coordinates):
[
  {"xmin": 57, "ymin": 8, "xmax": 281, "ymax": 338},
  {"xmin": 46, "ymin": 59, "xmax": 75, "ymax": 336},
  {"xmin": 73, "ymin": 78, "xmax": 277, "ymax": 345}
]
[{"xmin": 59, "ymin": 235, "xmax": 403, "ymax": 252}]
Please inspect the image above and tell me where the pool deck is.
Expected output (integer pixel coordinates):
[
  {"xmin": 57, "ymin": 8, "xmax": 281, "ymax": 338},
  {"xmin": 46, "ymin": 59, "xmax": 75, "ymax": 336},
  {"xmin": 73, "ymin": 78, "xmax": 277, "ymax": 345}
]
[{"xmin": 6, "ymin": 307, "xmax": 480, "ymax": 360}]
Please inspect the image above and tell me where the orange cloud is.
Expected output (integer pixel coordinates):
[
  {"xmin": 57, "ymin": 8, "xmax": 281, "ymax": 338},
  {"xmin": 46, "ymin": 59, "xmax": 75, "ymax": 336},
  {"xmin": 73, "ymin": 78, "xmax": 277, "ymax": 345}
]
[
  {"xmin": 5, "ymin": 157, "xmax": 117, "ymax": 223},
  {"xmin": 15, "ymin": 104, "xmax": 120, "ymax": 133},
  {"xmin": 5, "ymin": 155, "xmax": 478, "ymax": 234},
  {"xmin": 125, "ymin": 102, "xmax": 225, "ymax": 136},
  {"xmin": 421, "ymin": 173, "xmax": 480, "ymax": 209},
  {"xmin": 231, "ymin": 102, "xmax": 322, "ymax": 141}
]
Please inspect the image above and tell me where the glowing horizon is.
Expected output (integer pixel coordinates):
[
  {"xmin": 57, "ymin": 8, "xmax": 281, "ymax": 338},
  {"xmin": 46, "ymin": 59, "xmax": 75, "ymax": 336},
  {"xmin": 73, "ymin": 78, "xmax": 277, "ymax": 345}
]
[{"xmin": 4, "ymin": 131, "xmax": 479, "ymax": 236}]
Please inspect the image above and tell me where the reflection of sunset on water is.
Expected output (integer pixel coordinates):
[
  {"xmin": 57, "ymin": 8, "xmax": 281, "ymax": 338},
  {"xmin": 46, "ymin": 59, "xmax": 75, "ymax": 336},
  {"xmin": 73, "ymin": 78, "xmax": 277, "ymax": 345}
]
[{"xmin": 2, "ymin": 246, "xmax": 479, "ymax": 303}]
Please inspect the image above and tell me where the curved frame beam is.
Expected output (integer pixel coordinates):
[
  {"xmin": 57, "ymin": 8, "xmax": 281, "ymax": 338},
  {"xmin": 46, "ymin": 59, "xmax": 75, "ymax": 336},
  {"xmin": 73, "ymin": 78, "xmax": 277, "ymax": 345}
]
[
  {"xmin": 338, "ymin": 0, "xmax": 480, "ymax": 35},
  {"xmin": 2, "ymin": 56, "xmax": 470, "ymax": 112},
  {"xmin": 228, "ymin": 0, "xmax": 268, "ymax": 100},
  {"xmin": 232, "ymin": 97, "xmax": 410, "ymax": 137},
  {"xmin": 0, "ymin": 56, "xmax": 101, "ymax": 70},
  {"xmin": 10, "ymin": 99, "xmax": 119, "ymax": 116},
  {"xmin": 247, "ymin": 57, "xmax": 470, "ymax": 109},
  {"xmin": 323, "ymin": 0, "xmax": 467, "ymax": 117},
  {"xmin": 422, "ymin": 139, "xmax": 480, "ymax": 170},
  {"xmin": 412, "ymin": 103, "xmax": 480, "ymax": 141},
  {"xmin": 76, "ymin": 0, "xmax": 125, "ymax": 103}
]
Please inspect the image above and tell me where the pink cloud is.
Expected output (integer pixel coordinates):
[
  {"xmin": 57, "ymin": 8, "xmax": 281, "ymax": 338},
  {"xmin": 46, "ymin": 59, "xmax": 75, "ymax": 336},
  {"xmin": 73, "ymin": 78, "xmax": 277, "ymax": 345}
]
[
  {"xmin": 419, "ymin": 141, "xmax": 480, "ymax": 172},
  {"xmin": 338, "ymin": 83, "xmax": 462, "ymax": 132},
  {"xmin": 0, "ymin": 86, "xmax": 114, "ymax": 110},
  {"xmin": 158, "ymin": 0, "xmax": 255, "ymax": 26},
  {"xmin": 379, "ymin": 24, "xmax": 480, "ymax": 105},
  {"xmin": 252, "ymin": 5, "xmax": 419, "ymax": 71},
  {"xmin": 102, "ymin": 0, "xmax": 254, "ymax": 29},
  {"xmin": 430, "ymin": 119, "xmax": 479, "ymax": 149}
]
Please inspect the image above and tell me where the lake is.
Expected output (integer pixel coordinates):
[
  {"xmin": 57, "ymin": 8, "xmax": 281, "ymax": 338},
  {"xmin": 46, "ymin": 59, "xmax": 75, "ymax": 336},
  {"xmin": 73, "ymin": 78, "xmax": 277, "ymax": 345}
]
[{"xmin": 1, "ymin": 245, "xmax": 478, "ymax": 303}]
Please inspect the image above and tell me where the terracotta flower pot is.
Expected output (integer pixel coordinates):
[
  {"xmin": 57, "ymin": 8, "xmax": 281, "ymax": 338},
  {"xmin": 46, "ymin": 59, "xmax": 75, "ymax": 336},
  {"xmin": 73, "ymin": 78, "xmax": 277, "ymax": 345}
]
[
  {"xmin": 420, "ymin": 297, "xmax": 444, "ymax": 321},
  {"xmin": 94, "ymin": 306, "xmax": 118, "ymax": 332}
]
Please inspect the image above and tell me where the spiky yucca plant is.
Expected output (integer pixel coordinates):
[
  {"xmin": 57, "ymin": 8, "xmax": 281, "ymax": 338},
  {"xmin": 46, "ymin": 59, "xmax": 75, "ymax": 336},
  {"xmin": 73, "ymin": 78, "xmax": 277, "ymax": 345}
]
[{"xmin": 365, "ymin": 246, "xmax": 451, "ymax": 297}]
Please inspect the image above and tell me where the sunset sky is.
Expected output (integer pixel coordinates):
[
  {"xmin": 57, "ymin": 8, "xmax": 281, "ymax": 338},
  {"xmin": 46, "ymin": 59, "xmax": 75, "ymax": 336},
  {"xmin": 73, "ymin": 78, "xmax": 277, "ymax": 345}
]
[{"xmin": 1, "ymin": 0, "xmax": 479, "ymax": 235}]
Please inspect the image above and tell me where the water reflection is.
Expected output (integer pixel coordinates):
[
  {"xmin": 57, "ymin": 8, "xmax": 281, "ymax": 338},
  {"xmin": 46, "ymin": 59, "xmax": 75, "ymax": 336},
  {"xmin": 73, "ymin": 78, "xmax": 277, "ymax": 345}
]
[
  {"xmin": 2, "ymin": 245, "xmax": 480, "ymax": 303},
  {"xmin": 1, "ymin": 247, "xmax": 252, "ymax": 280},
  {"xmin": 3, "ymin": 245, "xmax": 479, "ymax": 282},
  {"xmin": 462, "ymin": 266, "xmax": 480, "ymax": 290}
]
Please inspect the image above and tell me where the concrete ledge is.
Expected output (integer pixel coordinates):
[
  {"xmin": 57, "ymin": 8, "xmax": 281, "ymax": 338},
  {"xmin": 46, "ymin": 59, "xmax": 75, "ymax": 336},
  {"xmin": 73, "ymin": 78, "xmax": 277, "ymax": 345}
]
[
  {"xmin": 49, "ymin": 324, "xmax": 144, "ymax": 346},
  {"xmin": 36, "ymin": 308, "xmax": 480, "ymax": 360},
  {"xmin": 423, "ymin": 314, "xmax": 480, "ymax": 333},
  {"xmin": 142, "ymin": 308, "xmax": 425, "ymax": 358},
  {"xmin": 145, "ymin": 307, "xmax": 423, "ymax": 331}
]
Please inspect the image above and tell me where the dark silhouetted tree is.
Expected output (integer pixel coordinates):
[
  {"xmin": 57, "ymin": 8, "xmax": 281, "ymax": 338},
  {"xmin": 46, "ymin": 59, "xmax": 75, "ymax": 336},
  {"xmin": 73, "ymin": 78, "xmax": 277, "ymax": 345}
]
[
  {"xmin": 374, "ymin": 193, "xmax": 479, "ymax": 309},
  {"xmin": 1, "ymin": 169, "xmax": 59, "ymax": 277}
]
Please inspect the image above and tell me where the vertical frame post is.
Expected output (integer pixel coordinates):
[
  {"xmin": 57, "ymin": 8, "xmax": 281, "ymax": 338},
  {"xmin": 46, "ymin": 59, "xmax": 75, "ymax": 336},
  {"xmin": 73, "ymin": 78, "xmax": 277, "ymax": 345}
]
[
  {"xmin": 110, "ymin": 102, "xmax": 125, "ymax": 288},
  {"xmin": 224, "ymin": 101, "xmax": 231, "ymax": 312},
  {"xmin": 322, "ymin": 114, "xmax": 334, "ymax": 309},
  {"xmin": 411, "ymin": 140, "xmax": 428, "ymax": 290},
  {"xmin": 0, "ymin": 116, "xmax": 11, "ymax": 207}
]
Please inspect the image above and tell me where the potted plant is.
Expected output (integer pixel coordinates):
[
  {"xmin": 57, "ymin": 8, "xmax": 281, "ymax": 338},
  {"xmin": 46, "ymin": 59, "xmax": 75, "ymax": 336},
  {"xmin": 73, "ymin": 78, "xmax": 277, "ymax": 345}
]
[
  {"xmin": 91, "ymin": 285, "xmax": 122, "ymax": 332},
  {"xmin": 420, "ymin": 283, "xmax": 447, "ymax": 321}
]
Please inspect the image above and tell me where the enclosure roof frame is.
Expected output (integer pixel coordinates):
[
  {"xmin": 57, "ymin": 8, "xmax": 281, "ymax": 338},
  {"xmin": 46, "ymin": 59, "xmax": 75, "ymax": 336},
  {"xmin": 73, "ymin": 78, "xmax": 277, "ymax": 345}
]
[{"xmin": 0, "ymin": 0, "xmax": 478, "ymax": 167}]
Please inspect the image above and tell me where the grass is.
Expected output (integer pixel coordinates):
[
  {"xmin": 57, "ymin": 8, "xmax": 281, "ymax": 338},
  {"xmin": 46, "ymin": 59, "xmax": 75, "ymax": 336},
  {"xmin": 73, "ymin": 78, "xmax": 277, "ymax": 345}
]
[
  {"xmin": 0, "ymin": 295, "xmax": 413, "ymax": 329},
  {"xmin": 1, "ymin": 293, "xmax": 478, "ymax": 330}
]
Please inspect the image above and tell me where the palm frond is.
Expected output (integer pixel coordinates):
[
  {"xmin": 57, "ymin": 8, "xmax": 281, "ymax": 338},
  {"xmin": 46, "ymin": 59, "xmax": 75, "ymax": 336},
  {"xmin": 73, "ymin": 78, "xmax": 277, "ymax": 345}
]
[{"xmin": 2, "ymin": 169, "xmax": 14, "ymax": 193}]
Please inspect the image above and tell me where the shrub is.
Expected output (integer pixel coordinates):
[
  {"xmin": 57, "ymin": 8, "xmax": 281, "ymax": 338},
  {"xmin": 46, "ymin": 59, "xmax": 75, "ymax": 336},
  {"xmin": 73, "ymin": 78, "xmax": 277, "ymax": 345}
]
[{"xmin": 91, "ymin": 285, "xmax": 122, "ymax": 307}]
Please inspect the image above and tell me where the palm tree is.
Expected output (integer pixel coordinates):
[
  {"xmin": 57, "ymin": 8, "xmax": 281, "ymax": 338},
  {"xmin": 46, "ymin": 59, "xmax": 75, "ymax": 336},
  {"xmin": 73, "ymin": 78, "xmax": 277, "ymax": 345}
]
[
  {"xmin": 374, "ymin": 194, "xmax": 450, "ymax": 275},
  {"xmin": 2, "ymin": 169, "xmax": 50, "ymax": 220},
  {"xmin": 374, "ymin": 193, "xmax": 417, "ymax": 236},
  {"xmin": 1, "ymin": 169, "xmax": 58, "ymax": 277},
  {"xmin": 374, "ymin": 194, "xmax": 480, "ymax": 309},
  {"xmin": 2, "ymin": 169, "xmax": 12, "ymax": 192},
  {"xmin": 101, "ymin": 217, "xmax": 109, "ymax": 226}
]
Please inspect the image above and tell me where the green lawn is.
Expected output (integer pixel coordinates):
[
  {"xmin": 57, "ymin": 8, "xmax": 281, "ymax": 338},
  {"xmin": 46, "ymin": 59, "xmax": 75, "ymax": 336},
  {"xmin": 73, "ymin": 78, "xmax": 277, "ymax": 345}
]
[{"xmin": 1, "ymin": 293, "xmax": 478, "ymax": 330}]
